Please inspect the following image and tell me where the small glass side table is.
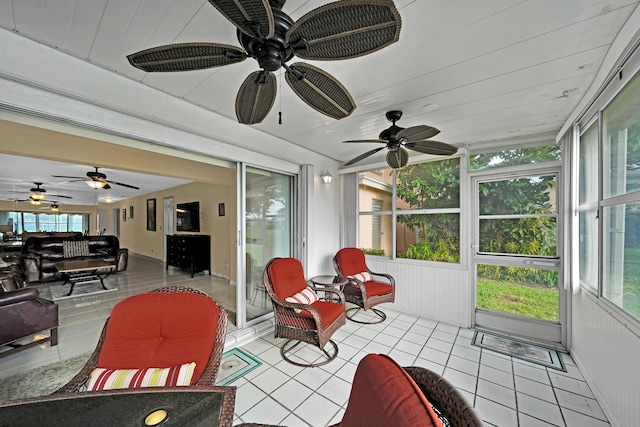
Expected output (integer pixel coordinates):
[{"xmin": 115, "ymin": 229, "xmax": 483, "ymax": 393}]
[{"xmin": 310, "ymin": 275, "xmax": 348, "ymax": 302}]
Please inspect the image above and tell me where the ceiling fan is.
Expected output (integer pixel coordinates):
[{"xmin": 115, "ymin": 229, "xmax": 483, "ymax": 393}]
[
  {"xmin": 6, "ymin": 182, "xmax": 73, "ymax": 204},
  {"xmin": 52, "ymin": 167, "xmax": 140, "ymax": 190},
  {"xmin": 126, "ymin": 0, "xmax": 401, "ymax": 124},
  {"xmin": 343, "ymin": 110, "xmax": 458, "ymax": 168}
]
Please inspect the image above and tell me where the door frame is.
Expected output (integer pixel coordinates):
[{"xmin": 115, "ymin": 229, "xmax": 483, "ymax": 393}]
[{"xmin": 470, "ymin": 163, "xmax": 567, "ymax": 348}]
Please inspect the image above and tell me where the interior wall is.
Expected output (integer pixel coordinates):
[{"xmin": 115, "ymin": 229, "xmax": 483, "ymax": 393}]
[{"xmin": 105, "ymin": 179, "xmax": 236, "ymax": 280}]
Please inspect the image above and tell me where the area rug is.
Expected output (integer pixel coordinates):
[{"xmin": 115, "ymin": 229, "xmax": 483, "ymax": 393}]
[
  {"xmin": 215, "ymin": 348, "xmax": 262, "ymax": 386},
  {"xmin": 47, "ymin": 280, "xmax": 117, "ymax": 301},
  {"xmin": 472, "ymin": 330, "xmax": 565, "ymax": 371},
  {"xmin": 0, "ymin": 353, "xmax": 91, "ymax": 404}
]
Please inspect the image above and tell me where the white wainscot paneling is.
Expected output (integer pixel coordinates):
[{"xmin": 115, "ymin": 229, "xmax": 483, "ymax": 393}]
[
  {"xmin": 365, "ymin": 258, "xmax": 471, "ymax": 327},
  {"xmin": 571, "ymin": 289, "xmax": 640, "ymax": 427}
]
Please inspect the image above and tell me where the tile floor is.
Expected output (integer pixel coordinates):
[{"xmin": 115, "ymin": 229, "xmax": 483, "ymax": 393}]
[{"xmin": 0, "ymin": 254, "xmax": 611, "ymax": 427}]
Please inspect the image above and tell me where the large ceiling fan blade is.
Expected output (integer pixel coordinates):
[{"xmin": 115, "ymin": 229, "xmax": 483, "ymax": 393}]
[
  {"xmin": 106, "ymin": 180, "xmax": 140, "ymax": 190},
  {"xmin": 127, "ymin": 43, "xmax": 247, "ymax": 72},
  {"xmin": 343, "ymin": 139, "xmax": 387, "ymax": 144},
  {"xmin": 396, "ymin": 125, "xmax": 440, "ymax": 142},
  {"xmin": 50, "ymin": 194, "xmax": 73, "ymax": 199},
  {"xmin": 344, "ymin": 147, "xmax": 386, "ymax": 166},
  {"xmin": 285, "ymin": 63, "xmax": 355, "ymax": 120},
  {"xmin": 286, "ymin": 0, "xmax": 401, "ymax": 60},
  {"xmin": 208, "ymin": 0, "xmax": 274, "ymax": 39},
  {"xmin": 236, "ymin": 71, "xmax": 277, "ymax": 124},
  {"xmin": 386, "ymin": 147, "xmax": 409, "ymax": 168},
  {"xmin": 404, "ymin": 140, "xmax": 458, "ymax": 156}
]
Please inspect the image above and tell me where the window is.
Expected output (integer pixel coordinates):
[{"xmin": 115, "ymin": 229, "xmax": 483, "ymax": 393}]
[
  {"xmin": 1, "ymin": 211, "xmax": 89, "ymax": 234},
  {"xmin": 578, "ymin": 67, "xmax": 640, "ymax": 320},
  {"xmin": 358, "ymin": 158, "xmax": 461, "ymax": 262}
]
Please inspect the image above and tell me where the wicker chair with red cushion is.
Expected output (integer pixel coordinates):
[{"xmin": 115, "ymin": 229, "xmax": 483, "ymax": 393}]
[
  {"xmin": 330, "ymin": 354, "xmax": 485, "ymax": 427},
  {"xmin": 56, "ymin": 286, "xmax": 228, "ymax": 393},
  {"xmin": 264, "ymin": 257, "xmax": 346, "ymax": 367},
  {"xmin": 333, "ymin": 247, "xmax": 395, "ymax": 324}
]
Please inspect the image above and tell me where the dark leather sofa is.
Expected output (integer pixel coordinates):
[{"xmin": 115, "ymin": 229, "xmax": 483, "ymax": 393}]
[
  {"xmin": 22, "ymin": 235, "xmax": 129, "ymax": 284},
  {"xmin": 0, "ymin": 272, "xmax": 58, "ymax": 358}
]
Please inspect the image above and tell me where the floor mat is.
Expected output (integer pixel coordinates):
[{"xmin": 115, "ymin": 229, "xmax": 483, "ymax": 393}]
[
  {"xmin": 472, "ymin": 330, "xmax": 565, "ymax": 371},
  {"xmin": 216, "ymin": 348, "xmax": 262, "ymax": 386}
]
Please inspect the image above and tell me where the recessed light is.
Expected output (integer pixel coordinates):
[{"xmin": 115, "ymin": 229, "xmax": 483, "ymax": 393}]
[{"xmin": 422, "ymin": 104, "xmax": 438, "ymax": 112}]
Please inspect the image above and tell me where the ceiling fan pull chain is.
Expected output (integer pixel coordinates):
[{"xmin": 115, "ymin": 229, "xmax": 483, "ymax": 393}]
[{"xmin": 278, "ymin": 69, "xmax": 283, "ymax": 125}]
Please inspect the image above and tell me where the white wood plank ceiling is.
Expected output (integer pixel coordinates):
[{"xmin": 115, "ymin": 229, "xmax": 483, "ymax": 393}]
[{"xmin": 0, "ymin": 0, "xmax": 638, "ymax": 168}]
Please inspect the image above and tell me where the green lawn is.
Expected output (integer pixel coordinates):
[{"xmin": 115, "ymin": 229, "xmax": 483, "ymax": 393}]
[{"xmin": 477, "ymin": 278, "xmax": 559, "ymax": 321}]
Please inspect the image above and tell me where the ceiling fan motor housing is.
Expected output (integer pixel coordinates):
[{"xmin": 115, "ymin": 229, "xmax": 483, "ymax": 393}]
[{"xmin": 238, "ymin": 9, "xmax": 296, "ymax": 72}]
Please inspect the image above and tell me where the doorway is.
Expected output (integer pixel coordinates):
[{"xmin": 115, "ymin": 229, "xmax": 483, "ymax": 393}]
[
  {"xmin": 163, "ymin": 196, "xmax": 174, "ymax": 262},
  {"xmin": 472, "ymin": 167, "xmax": 565, "ymax": 346}
]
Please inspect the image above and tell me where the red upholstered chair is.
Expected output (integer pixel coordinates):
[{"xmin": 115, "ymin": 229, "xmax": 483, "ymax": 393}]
[
  {"xmin": 264, "ymin": 257, "xmax": 346, "ymax": 367},
  {"xmin": 330, "ymin": 354, "xmax": 485, "ymax": 427},
  {"xmin": 56, "ymin": 286, "xmax": 227, "ymax": 392},
  {"xmin": 333, "ymin": 247, "xmax": 395, "ymax": 324}
]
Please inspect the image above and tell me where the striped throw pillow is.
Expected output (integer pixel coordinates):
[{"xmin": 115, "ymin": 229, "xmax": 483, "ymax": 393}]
[
  {"xmin": 348, "ymin": 272, "xmax": 372, "ymax": 283},
  {"xmin": 87, "ymin": 362, "xmax": 196, "ymax": 391},
  {"xmin": 285, "ymin": 286, "xmax": 319, "ymax": 312}
]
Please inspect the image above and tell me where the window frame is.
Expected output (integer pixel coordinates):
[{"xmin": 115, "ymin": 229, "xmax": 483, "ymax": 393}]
[{"xmin": 575, "ymin": 49, "xmax": 640, "ymax": 326}]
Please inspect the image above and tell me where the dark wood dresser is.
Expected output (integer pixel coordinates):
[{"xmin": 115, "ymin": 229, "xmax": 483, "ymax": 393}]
[{"xmin": 166, "ymin": 234, "xmax": 211, "ymax": 278}]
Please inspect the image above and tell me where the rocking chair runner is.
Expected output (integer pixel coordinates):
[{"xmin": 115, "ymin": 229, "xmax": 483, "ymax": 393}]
[
  {"xmin": 263, "ymin": 257, "xmax": 346, "ymax": 367},
  {"xmin": 333, "ymin": 247, "xmax": 395, "ymax": 324}
]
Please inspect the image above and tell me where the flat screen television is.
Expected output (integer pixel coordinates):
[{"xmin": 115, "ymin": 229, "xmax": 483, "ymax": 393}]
[{"xmin": 176, "ymin": 201, "xmax": 200, "ymax": 232}]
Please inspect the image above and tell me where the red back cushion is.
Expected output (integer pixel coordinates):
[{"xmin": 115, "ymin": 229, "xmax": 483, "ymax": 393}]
[
  {"xmin": 340, "ymin": 354, "xmax": 444, "ymax": 427},
  {"xmin": 97, "ymin": 292, "xmax": 219, "ymax": 384},
  {"xmin": 335, "ymin": 248, "xmax": 367, "ymax": 277},
  {"xmin": 267, "ymin": 258, "xmax": 308, "ymax": 299}
]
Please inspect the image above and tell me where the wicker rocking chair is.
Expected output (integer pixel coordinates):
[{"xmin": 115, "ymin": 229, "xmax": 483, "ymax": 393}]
[
  {"xmin": 263, "ymin": 257, "xmax": 346, "ymax": 367},
  {"xmin": 56, "ymin": 285, "xmax": 228, "ymax": 393},
  {"xmin": 333, "ymin": 247, "xmax": 395, "ymax": 324}
]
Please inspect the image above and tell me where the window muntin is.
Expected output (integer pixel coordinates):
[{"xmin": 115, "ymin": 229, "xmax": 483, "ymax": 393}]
[{"xmin": 0, "ymin": 211, "xmax": 89, "ymax": 234}]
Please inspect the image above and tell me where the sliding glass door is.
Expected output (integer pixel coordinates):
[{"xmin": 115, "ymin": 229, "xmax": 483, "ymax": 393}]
[{"xmin": 244, "ymin": 167, "xmax": 294, "ymax": 323}]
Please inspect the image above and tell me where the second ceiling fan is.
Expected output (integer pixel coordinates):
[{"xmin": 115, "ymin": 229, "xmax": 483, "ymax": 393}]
[
  {"xmin": 52, "ymin": 167, "xmax": 140, "ymax": 190},
  {"xmin": 127, "ymin": 0, "xmax": 402, "ymax": 124},
  {"xmin": 343, "ymin": 110, "xmax": 458, "ymax": 168}
]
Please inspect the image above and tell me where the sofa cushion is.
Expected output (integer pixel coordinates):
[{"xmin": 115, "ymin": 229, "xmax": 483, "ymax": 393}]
[
  {"xmin": 340, "ymin": 354, "xmax": 444, "ymax": 427},
  {"xmin": 62, "ymin": 240, "xmax": 90, "ymax": 258},
  {"xmin": 87, "ymin": 362, "xmax": 196, "ymax": 390},
  {"xmin": 96, "ymin": 292, "xmax": 218, "ymax": 384}
]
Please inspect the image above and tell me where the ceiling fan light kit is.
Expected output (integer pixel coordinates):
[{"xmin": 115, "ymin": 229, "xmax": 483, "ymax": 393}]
[
  {"xmin": 127, "ymin": 0, "xmax": 402, "ymax": 124},
  {"xmin": 343, "ymin": 110, "xmax": 458, "ymax": 169}
]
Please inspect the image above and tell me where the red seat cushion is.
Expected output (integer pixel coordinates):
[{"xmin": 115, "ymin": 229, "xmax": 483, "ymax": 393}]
[
  {"xmin": 97, "ymin": 292, "xmax": 219, "ymax": 384},
  {"xmin": 335, "ymin": 248, "xmax": 368, "ymax": 277},
  {"xmin": 268, "ymin": 258, "xmax": 308, "ymax": 300},
  {"xmin": 340, "ymin": 354, "xmax": 444, "ymax": 427},
  {"xmin": 356, "ymin": 281, "xmax": 392, "ymax": 297}
]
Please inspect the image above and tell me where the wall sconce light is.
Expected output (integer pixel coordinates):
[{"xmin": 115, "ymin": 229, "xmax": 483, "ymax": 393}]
[{"xmin": 321, "ymin": 171, "xmax": 333, "ymax": 184}]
